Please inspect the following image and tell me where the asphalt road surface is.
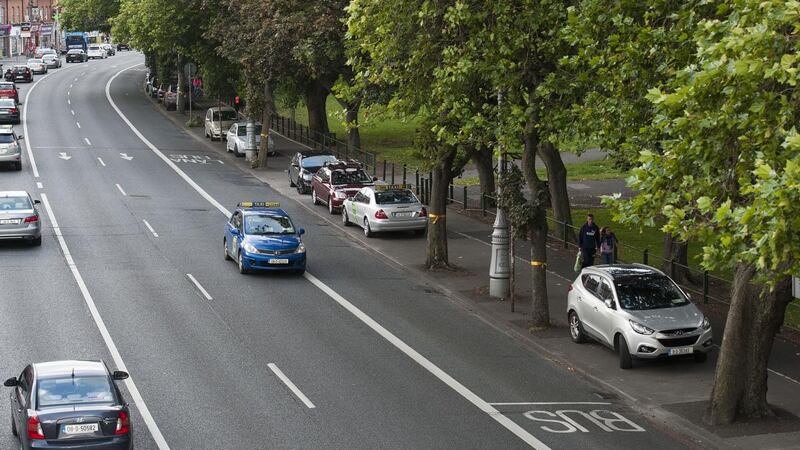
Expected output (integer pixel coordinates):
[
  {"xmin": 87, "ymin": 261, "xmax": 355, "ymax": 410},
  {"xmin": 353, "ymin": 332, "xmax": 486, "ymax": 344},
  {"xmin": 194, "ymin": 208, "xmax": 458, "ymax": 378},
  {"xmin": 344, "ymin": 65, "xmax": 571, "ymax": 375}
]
[{"xmin": 0, "ymin": 53, "xmax": 691, "ymax": 449}]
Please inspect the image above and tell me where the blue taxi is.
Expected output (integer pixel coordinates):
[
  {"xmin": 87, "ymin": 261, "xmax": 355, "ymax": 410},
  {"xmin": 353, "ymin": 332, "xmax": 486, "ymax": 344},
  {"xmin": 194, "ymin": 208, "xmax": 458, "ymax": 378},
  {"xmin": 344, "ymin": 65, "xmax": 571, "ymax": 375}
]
[{"xmin": 223, "ymin": 202, "xmax": 306, "ymax": 274}]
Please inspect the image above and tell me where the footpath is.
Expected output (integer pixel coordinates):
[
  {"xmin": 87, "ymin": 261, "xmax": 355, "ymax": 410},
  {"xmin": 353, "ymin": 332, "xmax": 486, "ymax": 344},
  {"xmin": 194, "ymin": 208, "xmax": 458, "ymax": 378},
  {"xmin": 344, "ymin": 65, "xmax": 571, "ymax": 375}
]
[{"xmin": 154, "ymin": 98, "xmax": 800, "ymax": 449}]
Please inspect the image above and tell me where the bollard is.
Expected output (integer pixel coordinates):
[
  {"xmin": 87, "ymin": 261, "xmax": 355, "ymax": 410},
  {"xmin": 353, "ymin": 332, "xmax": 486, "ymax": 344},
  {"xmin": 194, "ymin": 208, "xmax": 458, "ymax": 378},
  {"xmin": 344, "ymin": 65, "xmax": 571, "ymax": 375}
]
[
  {"xmin": 449, "ymin": 184, "xmax": 454, "ymax": 204},
  {"xmin": 425, "ymin": 178, "xmax": 431, "ymax": 204},
  {"xmin": 415, "ymin": 171, "xmax": 420, "ymax": 193},
  {"xmin": 383, "ymin": 160, "xmax": 387, "ymax": 181},
  {"xmin": 391, "ymin": 164, "xmax": 395, "ymax": 184},
  {"xmin": 643, "ymin": 249, "xmax": 649, "ymax": 265},
  {"xmin": 481, "ymin": 193, "xmax": 487, "ymax": 216},
  {"xmin": 563, "ymin": 221, "xmax": 569, "ymax": 249},
  {"xmin": 703, "ymin": 271, "xmax": 709, "ymax": 304},
  {"xmin": 463, "ymin": 186, "xmax": 468, "ymax": 210},
  {"xmin": 420, "ymin": 178, "xmax": 426, "ymax": 202}
]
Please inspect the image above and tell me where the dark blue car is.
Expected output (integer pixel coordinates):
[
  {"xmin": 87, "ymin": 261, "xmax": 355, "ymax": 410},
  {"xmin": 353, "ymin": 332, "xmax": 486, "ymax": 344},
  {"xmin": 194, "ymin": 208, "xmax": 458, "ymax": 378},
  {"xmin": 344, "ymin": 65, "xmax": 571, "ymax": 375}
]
[{"xmin": 224, "ymin": 202, "xmax": 306, "ymax": 274}]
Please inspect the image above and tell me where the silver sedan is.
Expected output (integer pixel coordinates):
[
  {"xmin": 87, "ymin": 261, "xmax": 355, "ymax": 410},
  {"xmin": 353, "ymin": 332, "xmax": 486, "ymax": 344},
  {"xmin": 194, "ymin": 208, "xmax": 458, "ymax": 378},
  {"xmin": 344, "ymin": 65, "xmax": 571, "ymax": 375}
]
[
  {"xmin": 26, "ymin": 59, "xmax": 47, "ymax": 75},
  {"xmin": 0, "ymin": 191, "xmax": 42, "ymax": 245},
  {"xmin": 342, "ymin": 185, "xmax": 427, "ymax": 237}
]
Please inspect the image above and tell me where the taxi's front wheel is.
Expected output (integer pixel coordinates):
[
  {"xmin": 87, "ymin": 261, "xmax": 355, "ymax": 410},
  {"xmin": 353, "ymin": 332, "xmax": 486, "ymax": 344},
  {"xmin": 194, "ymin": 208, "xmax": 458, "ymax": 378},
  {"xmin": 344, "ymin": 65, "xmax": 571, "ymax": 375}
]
[{"xmin": 223, "ymin": 239, "xmax": 231, "ymax": 260}]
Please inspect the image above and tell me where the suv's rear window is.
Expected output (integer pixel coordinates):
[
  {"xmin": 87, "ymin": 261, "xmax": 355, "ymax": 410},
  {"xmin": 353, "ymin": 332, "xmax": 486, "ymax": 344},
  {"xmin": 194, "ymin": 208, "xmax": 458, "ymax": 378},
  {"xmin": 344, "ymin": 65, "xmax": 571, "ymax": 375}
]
[
  {"xmin": 37, "ymin": 376, "xmax": 115, "ymax": 407},
  {"xmin": 615, "ymin": 275, "xmax": 690, "ymax": 310},
  {"xmin": 0, "ymin": 134, "xmax": 16, "ymax": 143}
]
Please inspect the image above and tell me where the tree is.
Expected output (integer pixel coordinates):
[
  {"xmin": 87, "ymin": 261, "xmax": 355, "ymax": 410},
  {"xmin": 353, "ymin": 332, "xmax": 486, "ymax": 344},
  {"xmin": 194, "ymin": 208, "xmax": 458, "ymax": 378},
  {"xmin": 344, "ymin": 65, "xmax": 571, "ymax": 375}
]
[
  {"xmin": 608, "ymin": 0, "xmax": 800, "ymax": 425},
  {"xmin": 59, "ymin": 0, "xmax": 120, "ymax": 34}
]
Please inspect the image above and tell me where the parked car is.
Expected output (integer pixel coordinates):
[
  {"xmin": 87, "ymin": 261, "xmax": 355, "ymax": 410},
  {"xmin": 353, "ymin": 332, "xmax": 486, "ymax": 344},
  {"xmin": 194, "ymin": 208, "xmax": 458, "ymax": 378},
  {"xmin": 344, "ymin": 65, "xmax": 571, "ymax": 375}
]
[
  {"xmin": 342, "ymin": 185, "xmax": 428, "ymax": 237},
  {"xmin": 226, "ymin": 122, "xmax": 268, "ymax": 157},
  {"xmin": 204, "ymin": 106, "xmax": 238, "ymax": 141},
  {"xmin": 288, "ymin": 152, "xmax": 338, "ymax": 194},
  {"xmin": 163, "ymin": 85, "xmax": 181, "ymax": 111},
  {"xmin": 0, "ymin": 127, "xmax": 24, "ymax": 171},
  {"xmin": 0, "ymin": 82, "xmax": 19, "ymax": 103},
  {"xmin": 65, "ymin": 49, "xmax": 88, "ymax": 63},
  {"xmin": 311, "ymin": 161, "xmax": 376, "ymax": 214},
  {"xmin": 0, "ymin": 98, "xmax": 20, "ymax": 124},
  {"xmin": 566, "ymin": 264, "xmax": 713, "ymax": 369},
  {"xmin": 0, "ymin": 190, "xmax": 40, "ymax": 244},
  {"xmin": 102, "ymin": 43, "xmax": 116, "ymax": 56},
  {"xmin": 42, "ymin": 54, "xmax": 61, "ymax": 69},
  {"xmin": 87, "ymin": 44, "xmax": 106, "ymax": 59},
  {"xmin": 117, "ymin": 43, "xmax": 130, "ymax": 51}
]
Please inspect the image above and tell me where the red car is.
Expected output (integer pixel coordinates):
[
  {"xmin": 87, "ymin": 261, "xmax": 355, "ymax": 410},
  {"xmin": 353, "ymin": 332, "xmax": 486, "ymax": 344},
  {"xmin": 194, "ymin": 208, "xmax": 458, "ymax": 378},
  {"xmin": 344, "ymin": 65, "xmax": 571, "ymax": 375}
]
[
  {"xmin": 311, "ymin": 161, "xmax": 376, "ymax": 214},
  {"xmin": 0, "ymin": 82, "xmax": 19, "ymax": 103}
]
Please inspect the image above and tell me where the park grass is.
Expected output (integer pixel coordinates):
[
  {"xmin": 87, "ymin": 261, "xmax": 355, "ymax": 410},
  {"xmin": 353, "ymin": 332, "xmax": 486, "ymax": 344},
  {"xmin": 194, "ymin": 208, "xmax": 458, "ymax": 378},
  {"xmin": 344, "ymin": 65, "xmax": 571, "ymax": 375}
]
[{"xmin": 453, "ymin": 159, "xmax": 625, "ymax": 186}]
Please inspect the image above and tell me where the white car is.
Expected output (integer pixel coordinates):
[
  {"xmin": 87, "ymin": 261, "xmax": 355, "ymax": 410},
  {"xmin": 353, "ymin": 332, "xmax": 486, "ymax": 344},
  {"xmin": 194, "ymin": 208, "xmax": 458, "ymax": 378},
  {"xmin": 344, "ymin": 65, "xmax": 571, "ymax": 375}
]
[
  {"xmin": 226, "ymin": 122, "xmax": 267, "ymax": 157},
  {"xmin": 87, "ymin": 44, "xmax": 106, "ymax": 59},
  {"xmin": 204, "ymin": 106, "xmax": 237, "ymax": 141}
]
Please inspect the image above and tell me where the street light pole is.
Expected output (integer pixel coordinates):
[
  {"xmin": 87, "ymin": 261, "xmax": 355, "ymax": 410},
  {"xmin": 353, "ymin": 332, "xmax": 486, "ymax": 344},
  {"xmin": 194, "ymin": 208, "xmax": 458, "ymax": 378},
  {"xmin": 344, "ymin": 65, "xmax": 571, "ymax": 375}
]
[{"xmin": 489, "ymin": 91, "xmax": 510, "ymax": 299}]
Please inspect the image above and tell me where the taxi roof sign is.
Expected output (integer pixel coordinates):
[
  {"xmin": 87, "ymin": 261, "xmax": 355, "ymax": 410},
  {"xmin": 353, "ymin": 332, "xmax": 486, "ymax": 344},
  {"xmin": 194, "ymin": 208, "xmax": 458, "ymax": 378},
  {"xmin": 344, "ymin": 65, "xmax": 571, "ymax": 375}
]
[
  {"xmin": 238, "ymin": 201, "xmax": 281, "ymax": 208},
  {"xmin": 374, "ymin": 184, "xmax": 411, "ymax": 191}
]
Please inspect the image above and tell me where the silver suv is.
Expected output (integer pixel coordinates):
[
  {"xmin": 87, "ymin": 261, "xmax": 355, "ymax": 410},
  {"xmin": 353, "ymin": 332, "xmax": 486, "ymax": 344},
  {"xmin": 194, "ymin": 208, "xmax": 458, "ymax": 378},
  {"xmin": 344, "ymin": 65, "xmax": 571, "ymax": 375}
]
[{"xmin": 566, "ymin": 264, "xmax": 712, "ymax": 369}]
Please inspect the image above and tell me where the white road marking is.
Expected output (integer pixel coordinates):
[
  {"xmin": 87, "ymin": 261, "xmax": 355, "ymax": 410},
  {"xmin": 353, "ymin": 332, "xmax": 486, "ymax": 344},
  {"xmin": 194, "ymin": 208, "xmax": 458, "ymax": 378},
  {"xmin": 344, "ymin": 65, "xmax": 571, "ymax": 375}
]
[
  {"xmin": 67, "ymin": 99, "xmax": 71, "ymax": 105},
  {"xmin": 71, "ymin": 109, "xmax": 75, "ymax": 115},
  {"xmin": 36, "ymin": 182, "xmax": 43, "ymax": 189},
  {"xmin": 769, "ymin": 369, "xmax": 800, "ymax": 385},
  {"xmin": 58, "ymin": 152, "xmax": 71, "ymax": 160},
  {"xmin": 73, "ymin": 77, "xmax": 77, "ymax": 81},
  {"xmin": 142, "ymin": 219, "xmax": 159, "ymax": 238},
  {"xmin": 115, "ymin": 183, "xmax": 127, "ymax": 196},
  {"xmin": 186, "ymin": 274, "xmax": 212, "ymax": 300},
  {"xmin": 107, "ymin": 64, "xmax": 550, "ymax": 449},
  {"xmin": 267, "ymin": 363, "xmax": 315, "ymax": 409},
  {"xmin": 21, "ymin": 71, "xmax": 50, "ymax": 177},
  {"xmin": 97, "ymin": 157, "xmax": 106, "ymax": 167},
  {"xmin": 490, "ymin": 402, "xmax": 612, "ymax": 406},
  {"xmin": 39, "ymin": 194, "xmax": 170, "ymax": 450},
  {"xmin": 120, "ymin": 153, "xmax": 134, "ymax": 161},
  {"xmin": 84, "ymin": 137, "xmax": 91, "ymax": 146},
  {"xmin": 70, "ymin": 83, "xmax": 74, "ymax": 87},
  {"xmin": 76, "ymin": 122, "xmax": 81, "ymax": 128},
  {"xmin": 68, "ymin": 91, "xmax": 70, "ymax": 97}
]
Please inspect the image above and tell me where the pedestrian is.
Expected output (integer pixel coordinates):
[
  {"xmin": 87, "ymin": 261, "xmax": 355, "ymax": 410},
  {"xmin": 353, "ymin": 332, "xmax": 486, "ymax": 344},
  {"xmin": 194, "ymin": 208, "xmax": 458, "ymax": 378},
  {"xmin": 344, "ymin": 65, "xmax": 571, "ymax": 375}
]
[
  {"xmin": 578, "ymin": 214, "xmax": 600, "ymax": 268},
  {"xmin": 599, "ymin": 226, "xmax": 618, "ymax": 265}
]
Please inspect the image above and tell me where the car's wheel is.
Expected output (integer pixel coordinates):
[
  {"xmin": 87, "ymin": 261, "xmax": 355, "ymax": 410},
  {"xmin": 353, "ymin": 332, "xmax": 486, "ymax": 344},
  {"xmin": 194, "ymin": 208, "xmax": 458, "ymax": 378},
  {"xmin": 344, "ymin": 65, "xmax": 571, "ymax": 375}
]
[
  {"xmin": 238, "ymin": 253, "xmax": 249, "ymax": 274},
  {"xmin": 328, "ymin": 197, "xmax": 337, "ymax": 215},
  {"xmin": 364, "ymin": 218, "xmax": 374, "ymax": 238},
  {"xmin": 342, "ymin": 209, "xmax": 351, "ymax": 226},
  {"xmin": 617, "ymin": 335, "xmax": 633, "ymax": 369},
  {"xmin": 234, "ymin": 145, "xmax": 243, "ymax": 157},
  {"xmin": 223, "ymin": 239, "xmax": 231, "ymax": 261},
  {"xmin": 14, "ymin": 161, "xmax": 21, "ymax": 171},
  {"xmin": 289, "ymin": 175, "xmax": 296, "ymax": 187},
  {"xmin": 312, "ymin": 190, "xmax": 320, "ymax": 205},
  {"xmin": 694, "ymin": 351, "xmax": 708, "ymax": 363},
  {"xmin": 568, "ymin": 310, "xmax": 587, "ymax": 343},
  {"xmin": 31, "ymin": 236, "xmax": 41, "ymax": 247}
]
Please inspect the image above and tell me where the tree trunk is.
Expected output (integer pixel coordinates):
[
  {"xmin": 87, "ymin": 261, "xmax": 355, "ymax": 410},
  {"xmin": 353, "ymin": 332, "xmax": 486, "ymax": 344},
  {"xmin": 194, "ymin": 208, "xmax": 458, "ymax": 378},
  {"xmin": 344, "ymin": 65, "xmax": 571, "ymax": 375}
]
[
  {"xmin": 305, "ymin": 81, "xmax": 330, "ymax": 135},
  {"xmin": 521, "ymin": 121, "xmax": 550, "ymax": 328},
  {"xmin": 471, "ymin": 146, "xmax": 495, "ymax": 202},
  {"xmin": 176, "ymin": 54, "xmax": 186, "ymax": 113},
  {"xmin": 345, "ymin": 104, "xmax": 360, "ymax": 151},
  {"xmin": 707, "ymin": 263, "xmax": 793, "ymax": 425},
  {"xmin": 537, "ymin": 141, "xmax": 573, "ymax": 242},
  {"xmin": 661, "ymin": 234, "xmax": 700, "ymax": 284},
  {"xmin": 426, "ymin": 146, "xmax": 457, "ymax": 269}
]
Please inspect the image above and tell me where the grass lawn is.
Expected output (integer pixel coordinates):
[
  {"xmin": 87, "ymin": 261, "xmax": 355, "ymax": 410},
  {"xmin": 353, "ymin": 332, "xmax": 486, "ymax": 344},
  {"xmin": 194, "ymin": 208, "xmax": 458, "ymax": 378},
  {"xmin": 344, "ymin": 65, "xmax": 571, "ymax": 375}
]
[{"xmin": 454, "ymin": 159, "xmax": 625, "ymax": 186}]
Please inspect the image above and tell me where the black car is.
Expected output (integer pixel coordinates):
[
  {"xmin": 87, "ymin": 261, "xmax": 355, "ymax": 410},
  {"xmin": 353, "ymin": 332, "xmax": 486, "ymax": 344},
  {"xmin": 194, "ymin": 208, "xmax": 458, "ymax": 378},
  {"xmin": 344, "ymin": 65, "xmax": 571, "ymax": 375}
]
[
  {"xmin": 289, "ymin": 152, "xmax": 338, "ymax": 194},
  {"xmin": 117, "ymin": 43, "xmax": 130, "ymax": 51},
  {"xmin": 66, "ymin": 49, "xmax": 88, "ymax": 63},
  {"xmin": 5, "ymin": 65, "xmax": 32, "ymax": 83},
  {"xmin": 0, "ymin": 98, "xmax": 20, "ymax": 124},
  {"xmin": 4, "ymin": 360, "xmax": 132, "ymax": 450}
]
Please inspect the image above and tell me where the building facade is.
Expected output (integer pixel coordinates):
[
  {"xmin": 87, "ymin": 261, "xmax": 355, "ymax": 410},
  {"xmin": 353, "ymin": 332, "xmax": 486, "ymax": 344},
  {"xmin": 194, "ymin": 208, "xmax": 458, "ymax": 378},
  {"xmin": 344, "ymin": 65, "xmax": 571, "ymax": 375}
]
[{"xmin": 1, "ymin": 0, "xmax": 58, "ymax": 58}]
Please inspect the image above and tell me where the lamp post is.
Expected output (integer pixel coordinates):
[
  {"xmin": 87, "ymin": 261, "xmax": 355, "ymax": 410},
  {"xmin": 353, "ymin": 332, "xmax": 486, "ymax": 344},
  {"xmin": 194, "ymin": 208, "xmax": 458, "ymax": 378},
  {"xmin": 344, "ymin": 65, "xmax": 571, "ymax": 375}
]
[{"xmin": 489, "ymin": 91, "xmax": 510, "ymax": 299}]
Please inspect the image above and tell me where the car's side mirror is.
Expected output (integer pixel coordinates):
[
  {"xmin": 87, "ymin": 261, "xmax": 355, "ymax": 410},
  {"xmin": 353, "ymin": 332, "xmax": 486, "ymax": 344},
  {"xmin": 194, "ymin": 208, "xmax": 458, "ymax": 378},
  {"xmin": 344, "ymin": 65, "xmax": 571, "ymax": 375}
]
[
  {"xmin": 604, "ymin": 299, "xmax": 615, "ymax": 309},
  {"xmin": 298, "ymin": 228, "xmax": 305, "ymax": 235},
  {"xmin": 112, "ymin": 371, "xmax": 129, "ymax": 380},
  {"xmin": 373, "ymin": 176, "xmax": 379, "ymax": 181},
  {"xmin": 17, "ymin": 135, "xmax": 23, "ymax": 139},
  {"xmin": 230, "ymin": 228, "xmax": 240, "ymax": 236},
  {"xmin": 33, "ymin": 199, "xmax": 40, "ymax": 205},
  {"xmin": 4, "ymin": 377, "xmax": 18, "ymax": 387}
]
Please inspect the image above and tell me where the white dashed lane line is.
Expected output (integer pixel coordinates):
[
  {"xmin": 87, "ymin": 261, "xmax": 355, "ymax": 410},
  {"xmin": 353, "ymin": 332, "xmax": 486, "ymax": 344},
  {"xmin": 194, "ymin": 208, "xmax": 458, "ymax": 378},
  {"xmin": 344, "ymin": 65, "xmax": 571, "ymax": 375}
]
[
  {"xmin": 97, "ymin": 157, "xmax": 106, "ymax": 167},
  {"xmin": 84, "ymin": 137, "xmax": 91, "ymax": 146},
  {"xmin": 143, "ymin": 220, "xmax": 159, "ymax": 238},
  {"xmin": 115, "ymin": 183, "xmax": 127, "ymax": 196},
  {"xmin": 76, "ymin": 122, "xmax": 81, "ymax": 129},
  {"xmin": 186, "ymin": 274, "xmax": 212, "ymax": 300},
  {"xmin": 268, "ymin": 363, "xmax": 315, "ymax": 409}
]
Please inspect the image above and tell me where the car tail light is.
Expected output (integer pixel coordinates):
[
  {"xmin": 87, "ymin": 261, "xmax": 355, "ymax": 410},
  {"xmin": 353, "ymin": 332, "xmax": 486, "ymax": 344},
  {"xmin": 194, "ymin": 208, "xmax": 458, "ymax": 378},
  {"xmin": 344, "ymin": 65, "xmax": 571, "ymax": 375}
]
[
  {"xmin": 10, "ymin": 108, "xmax": 18, "ymax": 113},
  {"xmin": 115, "ymin": 410, "xmax": 130, "ymax": 435},
  {"xmin": 24, "ymin": 215, "xmax": 39, "ymax": 223},
  {"xmin": 27, "ymin": 414, "xmax": 44, "ymax": 440},
  {"xmin": 375, "ymin": 209, "xmax": 388, "ymax": 219},
  {"xmin": 418, "ymin": 207, "xmax": 427, "ymax": 217}
]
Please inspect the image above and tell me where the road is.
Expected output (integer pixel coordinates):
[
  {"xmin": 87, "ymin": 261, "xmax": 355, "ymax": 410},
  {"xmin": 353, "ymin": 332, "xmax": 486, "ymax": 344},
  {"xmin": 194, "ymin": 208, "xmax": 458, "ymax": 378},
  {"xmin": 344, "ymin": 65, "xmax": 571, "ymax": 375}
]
[{"xmin": 0, "ymin": 53, "xmax": 691, "ymax": 449}]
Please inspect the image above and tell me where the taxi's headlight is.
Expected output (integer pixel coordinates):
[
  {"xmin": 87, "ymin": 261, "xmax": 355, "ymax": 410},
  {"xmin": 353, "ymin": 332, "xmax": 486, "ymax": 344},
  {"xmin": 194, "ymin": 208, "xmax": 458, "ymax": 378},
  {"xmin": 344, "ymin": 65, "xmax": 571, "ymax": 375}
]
[
  {"xmin": 335, "ymin": 191, "xmax": 347, "ymax": 199},
  {"xmin": 701, "ymin": 316, "xmax": 711, "ymax": 330},
  {"xmin": 294, "ymin": 243, "xmax": 306, "ymax": 253},
  {"xmin": 242, "ymin": 242, "xmax": 258, "ymax": 254},
  {"xmin": 629, "ymin": 320, "xmax": 655, "ymax": 335}
]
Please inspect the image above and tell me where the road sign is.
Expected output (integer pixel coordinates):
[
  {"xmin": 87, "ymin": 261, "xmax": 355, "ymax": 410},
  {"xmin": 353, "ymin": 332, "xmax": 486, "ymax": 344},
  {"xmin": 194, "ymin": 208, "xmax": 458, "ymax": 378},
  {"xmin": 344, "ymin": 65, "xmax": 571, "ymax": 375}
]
[{"xmin": 184, "ymin": 62, "xmax": 197, "ymax": 79}]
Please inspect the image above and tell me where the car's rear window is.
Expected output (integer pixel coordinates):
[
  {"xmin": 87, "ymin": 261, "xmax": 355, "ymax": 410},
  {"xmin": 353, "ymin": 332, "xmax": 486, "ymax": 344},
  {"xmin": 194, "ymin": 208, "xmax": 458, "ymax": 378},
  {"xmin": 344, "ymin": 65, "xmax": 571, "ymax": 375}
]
[
  {"xmin": 213, "ymin": 110, "xmax": 238, "ymax": 121},
  {"xmin": 27, "ymin": 59, "xmax": 42, "ymax": 64},
  {"xmin": 37, "ymin": 376, "xmax": 115, "ymax": 407},
  {"xmin": 331, "ymin": 169, "xmax": 371, "ymax": 185},
  {"xmin": 0, "ymin": 196, "xmax": 30, "ymax": 210},
  {"xmin": 301, "ymin": 155, "xmax": 336, "ymax": 168},
  {"xmin": 89, "ymin": 45, "xmax": 100, "ymax": 50},
  {"xmin": 0, "ymin": 134, "xmax": 16, "ymax": 143},
  {"xmin": 0, "ymin": 83, "xmax": 14, "ymax": 89},
  {"xmin": 0, "ymin": 99, "xmax": 16, "ymax": 107},
  {"xmin": 237, "ymin": 124, "xmax": 262, "ymax": 136},
  {"xmin": 375, "ymin": 190, "xmax": 417, "ymax": 205},
  {"xmin": 68, "ymin": 50, "xmax": 82, "ymax": 54},
  {"xmin": 615, "ymin": 275, "xmax": 690, "ymax": 310}
]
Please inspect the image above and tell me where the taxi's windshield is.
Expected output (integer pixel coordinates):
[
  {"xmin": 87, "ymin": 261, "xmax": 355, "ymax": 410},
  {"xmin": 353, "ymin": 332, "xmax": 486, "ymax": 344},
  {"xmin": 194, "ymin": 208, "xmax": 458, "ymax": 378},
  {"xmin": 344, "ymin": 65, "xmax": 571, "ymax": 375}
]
[
  {"xmin": 245, "ymin": 214, "xmax": 295, "ymax": 235},
  {"xmin": 375, "ymin": 190, "xmax": 417, "ymax": 205},
  {"xmin": 331, "ymin": 169, "xmax": 371, "ymax": 185}
]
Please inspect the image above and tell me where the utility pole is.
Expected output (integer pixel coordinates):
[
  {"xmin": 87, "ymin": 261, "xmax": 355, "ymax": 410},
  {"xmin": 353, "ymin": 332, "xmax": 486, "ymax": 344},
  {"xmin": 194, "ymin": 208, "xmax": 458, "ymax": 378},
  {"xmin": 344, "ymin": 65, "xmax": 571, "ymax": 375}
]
[{"xmin": 489, "ymin": 91, "xmax": 510, "ymax": 299}]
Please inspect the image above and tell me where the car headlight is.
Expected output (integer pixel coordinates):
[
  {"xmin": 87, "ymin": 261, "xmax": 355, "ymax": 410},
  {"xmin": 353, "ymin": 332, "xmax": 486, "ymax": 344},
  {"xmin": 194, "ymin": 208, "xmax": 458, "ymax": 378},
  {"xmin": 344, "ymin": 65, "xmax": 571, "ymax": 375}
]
[
  {"xmin": 629, "ymin": 320, "xmax": 655, "ymax": 335},
  {"xmin": 701, "ymin": 316, "xmax": 711, "ymax": 330},
  {"xmin": 242, "ymin": 242, "xmax": 258, "ymax": 254},
  {"xmin": 335, "ymin": 191, "xmax": 347, "ymax": 199},
  {"xmin": 295, "ymin": 243, "xmax": 306, "ymax": 253}
]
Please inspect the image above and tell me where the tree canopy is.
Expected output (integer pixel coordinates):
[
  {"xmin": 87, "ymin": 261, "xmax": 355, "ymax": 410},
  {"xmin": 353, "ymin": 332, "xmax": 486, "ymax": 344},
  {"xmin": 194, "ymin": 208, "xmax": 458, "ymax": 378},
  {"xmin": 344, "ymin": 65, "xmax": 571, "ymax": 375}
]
[{"xmin": 59, "ymin": 0, "xmax": 120, "ymax": 34}]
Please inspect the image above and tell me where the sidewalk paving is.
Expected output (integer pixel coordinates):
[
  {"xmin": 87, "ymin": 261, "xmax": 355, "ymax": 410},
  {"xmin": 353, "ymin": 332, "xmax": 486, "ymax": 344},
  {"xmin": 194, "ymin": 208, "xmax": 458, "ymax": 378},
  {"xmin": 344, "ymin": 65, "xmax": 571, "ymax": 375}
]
[{"xmin": 156, "ymin": 100, "xmax": 800, "ymax": 449}]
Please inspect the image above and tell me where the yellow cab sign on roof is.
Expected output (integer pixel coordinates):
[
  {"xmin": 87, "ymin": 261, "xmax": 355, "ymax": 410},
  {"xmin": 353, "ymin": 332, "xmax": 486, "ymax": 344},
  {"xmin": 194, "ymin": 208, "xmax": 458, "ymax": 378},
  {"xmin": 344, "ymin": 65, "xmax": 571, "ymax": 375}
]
[
  {"xmin": 238, "ymin": 201, "xmax": 281, "ymax": 208},
  {"xmin": 374, "ymin": 184, "xmax": 411, "ymax": 191}
]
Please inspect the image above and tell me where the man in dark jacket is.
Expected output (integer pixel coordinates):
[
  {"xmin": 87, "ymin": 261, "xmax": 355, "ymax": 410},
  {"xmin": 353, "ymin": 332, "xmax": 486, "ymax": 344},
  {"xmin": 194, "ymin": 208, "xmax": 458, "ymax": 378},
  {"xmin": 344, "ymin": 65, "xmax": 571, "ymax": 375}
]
[{"xmin": 578, "ymin": 214, "xmax": 600, "ymax": 268}]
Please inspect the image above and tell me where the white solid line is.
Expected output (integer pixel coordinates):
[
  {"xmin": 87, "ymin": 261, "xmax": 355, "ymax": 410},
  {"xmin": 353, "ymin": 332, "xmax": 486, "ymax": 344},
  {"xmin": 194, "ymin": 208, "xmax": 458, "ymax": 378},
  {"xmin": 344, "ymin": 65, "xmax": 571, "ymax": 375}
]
[
  {"xmin": 107, "ymin": 64, "xmax": 548, "ymax": 449},
  {"xmin": 115, "ymin": 183, "xmax": 127, "ymax": 196},
  {"xmin": 67, "ymin": 91, "xmax": 70, "ymax": 97},
  {"xmin": 142, "ymin": 219, "xmax": 159, "ymax": 238},
  {"xmin": 71, "ymin": 109, "xmax": 75, "ymax": 115},
  {"xmin": 74, "ymin": 77, "xmax": 77, "ymax": 81},
  {"xmin": 76, "ymin": 122, "xmax": 81, "ymax": 129},
  {"xmin": 186, "ymin": 274, "xmax": 212, "ymax": 300},
  {"xmin": 768, "ymin": 368, "xmax": 800, "ymax": 386},
  {"xmin": 70, "ymin": 83, "xmax": 74, "ymax": 87},
  {"xmin": 84, "ymin": 137, "xmax": 91, "ymax": 146},
  {"xmin": 489, "ymin": 402, "xmax": 612, "ymax": 406},
  {"xmin": 304, "ymin": 272, "xmax": 549, "ymax": 449},
  {"xmin": 39, "ymin": 194, "xmax": 170, "ymax": 450},
  {"xmin": 267, "ymin": 363, "xmax": 315, "ymax": 409},
  {"xmin": 21, "ymin": 74, "xmax": 48, "ymax": 177},
  {"xmin": 36, "ymin": 182, "xmax": 43, "ymax": 189},
  {"xmin": 97, "ymin": 157, "xmax": 106, "ymax": 167},
  {"xmin": 67, "ymin": 99, "xmax": 71, "ymax": 105}
]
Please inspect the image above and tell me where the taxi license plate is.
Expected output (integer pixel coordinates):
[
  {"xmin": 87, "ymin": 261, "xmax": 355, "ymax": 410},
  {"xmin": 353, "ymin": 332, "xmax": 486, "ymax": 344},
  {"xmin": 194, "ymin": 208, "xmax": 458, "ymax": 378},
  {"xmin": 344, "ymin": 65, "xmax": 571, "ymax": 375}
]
[
  {"xmin": 394, "ymin": 212, "xmax": 413, "ymax": 217},
  {"xmin": 63, "ymin": 423, "xmax": 98, "ymax": 434},
  {"xmin": 0, "ymin": 219, "xmax": 20, "ymax": 224},
  {"xmin": 268, "ymin": 259, "xmax": 289, "ymax": 264},
  {"xmin": 668, "ymin": 347, "xmax": 694, "ymax": 356}
]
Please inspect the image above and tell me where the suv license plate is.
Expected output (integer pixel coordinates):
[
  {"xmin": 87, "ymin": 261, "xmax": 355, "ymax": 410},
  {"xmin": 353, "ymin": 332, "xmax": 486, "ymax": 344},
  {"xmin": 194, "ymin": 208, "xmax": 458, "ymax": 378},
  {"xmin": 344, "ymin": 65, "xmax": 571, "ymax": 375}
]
[
  {"xmin": 668, "ymin": 347, "xmax": 694, "ymax": 356},
  {"xmin": 63, "ymin": 423, "xmax": 98, "ymax": 434},
  {"xmin": 269, "ymin": 259, "xmax": 289, "ymax": 264}
]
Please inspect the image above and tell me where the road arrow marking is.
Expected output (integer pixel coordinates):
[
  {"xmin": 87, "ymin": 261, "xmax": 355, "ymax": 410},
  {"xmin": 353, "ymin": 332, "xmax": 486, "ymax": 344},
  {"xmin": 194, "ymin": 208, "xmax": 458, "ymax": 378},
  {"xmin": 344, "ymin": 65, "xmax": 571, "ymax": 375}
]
[
  {"xmin": 58, "ymin": 152, "xmax": 71, "ymax": 160},
  {"xmin": 119, "ymin": 153, "xmax": 133, "ymax": 161}
]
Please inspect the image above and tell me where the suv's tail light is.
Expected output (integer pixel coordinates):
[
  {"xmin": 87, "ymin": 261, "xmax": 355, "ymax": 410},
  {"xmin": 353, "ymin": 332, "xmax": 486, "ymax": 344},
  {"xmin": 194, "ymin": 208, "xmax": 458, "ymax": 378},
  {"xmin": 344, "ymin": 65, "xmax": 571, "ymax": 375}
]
[
  {"xmin": 24, "ymin": 215, "xmax": 39, "ymax": 223},
  {"xmin": 27, "ymin": 414, "xmax": 44, "ymax": 440},
  {"xmin": 418, "ymin": 207, "xmax": 427, "ymax": 217},
  {"xmin": 375, "ymin": 209, "xmax": 388, "ymax": 219},
  {"xmin": 115, "ymin": 410, "xmax": 130, "ymax": 435}
]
